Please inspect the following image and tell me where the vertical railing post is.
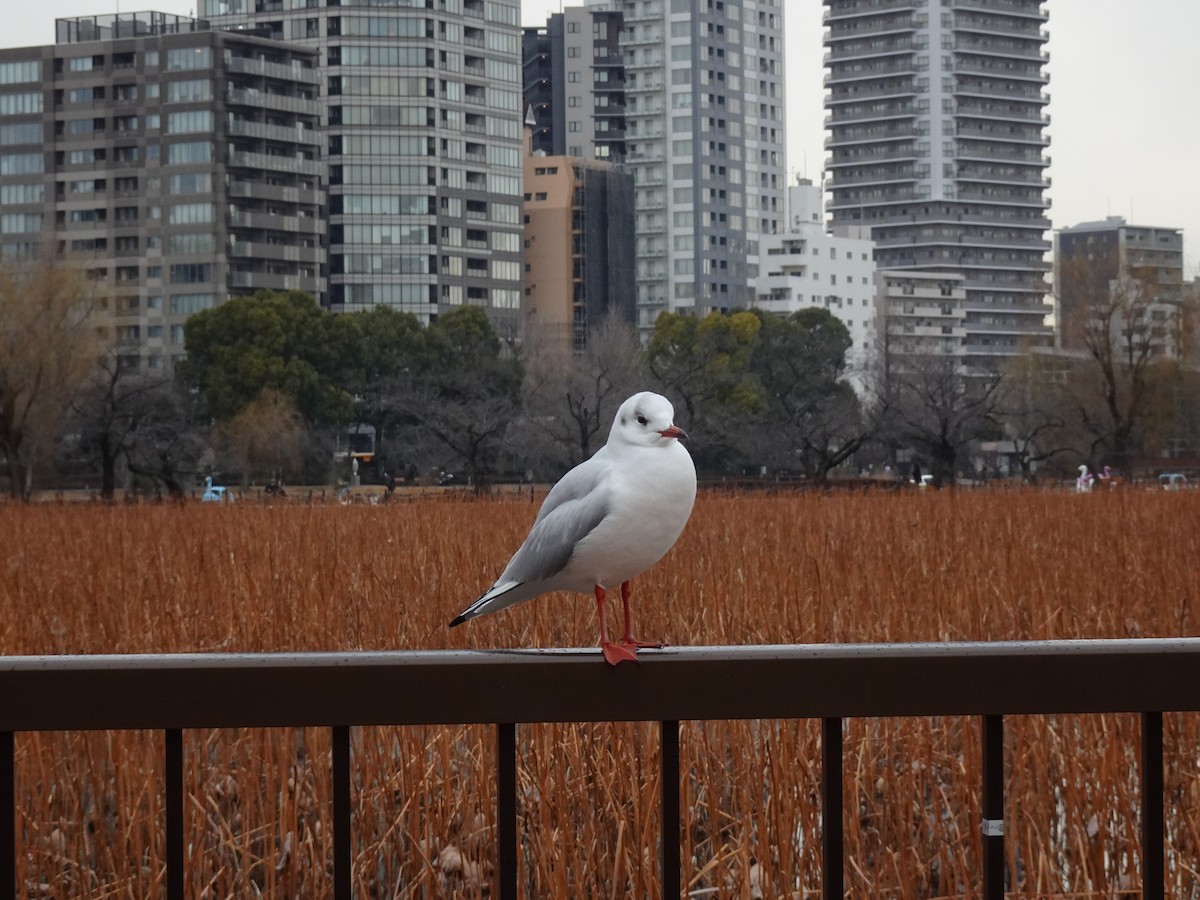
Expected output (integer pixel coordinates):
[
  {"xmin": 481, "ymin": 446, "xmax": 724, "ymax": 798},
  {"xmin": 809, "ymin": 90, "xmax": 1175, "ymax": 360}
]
[
  {"xmin": 821, "ymin": 717, "xmax": 843, "ymax": 900},
  {"xmin": 660, "ymin": 720, "xmax": 681, "ymax": 899},
  {"xmin": 1, "ymin": 732, "xmax": 13, "ymax": 900},
  {"xmin": 496, "ymin": 722, "xmax": 517, "ymax": 900},
  {"xmin": 164, "ymin": 728, "xmax": 184, "ymax": 900},
  {"xmin": 981, "ymin": 714, "xmax": 1004, "ymax": 900},
  {"xmin": 1141, "ymin": 712, "xmax": 1164, "ymax": 900},
  {"xmin": 332, "ymin": 725, "xmax": 351, "ymax": 900}
]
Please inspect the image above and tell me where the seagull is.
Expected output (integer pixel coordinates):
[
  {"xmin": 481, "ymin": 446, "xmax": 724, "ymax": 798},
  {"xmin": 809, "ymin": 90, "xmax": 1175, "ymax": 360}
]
[{"xmin": 450, "ymin": 391, "xmax": 697, "ymax": 665}]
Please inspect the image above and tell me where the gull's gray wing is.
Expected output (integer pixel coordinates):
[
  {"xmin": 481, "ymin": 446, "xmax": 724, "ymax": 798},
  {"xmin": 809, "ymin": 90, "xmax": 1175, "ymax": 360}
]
[
  {"xmin": 499, "ymin": 452, "xmax": 612, "ymax": 586},
  {"xmin": 448, "ymin": 452, "xmax": 614, "ymax": 627}
]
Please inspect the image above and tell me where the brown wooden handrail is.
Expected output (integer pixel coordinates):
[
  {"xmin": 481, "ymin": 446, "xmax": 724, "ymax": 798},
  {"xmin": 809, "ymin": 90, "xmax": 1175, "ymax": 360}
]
[{"xmin": 3, "ymin": 639, "xmax": 1198, "ymax": 899}]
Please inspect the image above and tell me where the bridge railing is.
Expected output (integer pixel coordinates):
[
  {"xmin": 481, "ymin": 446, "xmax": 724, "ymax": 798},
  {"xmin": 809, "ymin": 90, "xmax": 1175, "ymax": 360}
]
[{"xmin": 3, "ymin": 638, "xmax": 1200, "ymax": 899}]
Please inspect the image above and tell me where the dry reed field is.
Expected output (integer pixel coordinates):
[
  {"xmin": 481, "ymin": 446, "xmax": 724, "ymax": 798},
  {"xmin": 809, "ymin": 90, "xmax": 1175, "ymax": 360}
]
[{"xmin": 1, "ymin": 488, "xmax": 1199, "ymax": 898}]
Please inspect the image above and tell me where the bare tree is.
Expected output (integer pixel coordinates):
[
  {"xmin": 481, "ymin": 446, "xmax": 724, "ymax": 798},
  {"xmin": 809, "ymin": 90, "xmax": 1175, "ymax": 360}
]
[
  {"xmin": 522, "ymin": 312, "xmax": 647, "ymax": 473},
  {"xmin": 388, "ymin": 375, "xmax": 520, "ymax": 492},
  {"xmin": 214, "ymin": 388, "xmax": 309, "ymax": 486},
  {"xmin": 887, "ymin": 353, "xmax": 1006, "ymax": 486},
  {"xmin": 998, "ymin": 352, "xmax": 1077, "ymax": 480},
  {"xmin": 0, "ymin": 255, "xmax": 99, "ymax": 499},
  {"xmin": 122, "ymin": 379, "xmax": 206, "ymax": 500},
  {"xmin": 68, "ymin": 350, "xmax": 179, "ymax": 499},
  {"xmin": 383, "ymin": 306, "xmax": 523, "ymax": 492},
  {"xmin": 1060, "ymin": 248, "xmax": 1180, "ymax": 476}
]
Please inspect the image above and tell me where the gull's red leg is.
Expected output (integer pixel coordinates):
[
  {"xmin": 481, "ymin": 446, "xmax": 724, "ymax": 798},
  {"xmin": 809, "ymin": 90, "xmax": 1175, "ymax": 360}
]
[
  {"xmin": 619, "ymin": 580, "xmax": 663, "ymax": 650},
  {"xmin": 596, "ymin": 584, "xmax": 636, "ymax": 665}
]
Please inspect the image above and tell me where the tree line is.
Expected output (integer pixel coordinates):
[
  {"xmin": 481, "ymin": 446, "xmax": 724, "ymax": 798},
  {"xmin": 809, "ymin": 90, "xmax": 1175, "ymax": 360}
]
[{"xmin": 2, "ymin": 255, "xmax": 1197, "ymax": 500}]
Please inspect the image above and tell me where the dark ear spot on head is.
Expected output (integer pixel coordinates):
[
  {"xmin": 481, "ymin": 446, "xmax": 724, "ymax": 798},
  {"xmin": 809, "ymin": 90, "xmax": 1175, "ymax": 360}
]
[{"xmin": 620, "ymin": 415, "xmax": 627, "ymax": 426}]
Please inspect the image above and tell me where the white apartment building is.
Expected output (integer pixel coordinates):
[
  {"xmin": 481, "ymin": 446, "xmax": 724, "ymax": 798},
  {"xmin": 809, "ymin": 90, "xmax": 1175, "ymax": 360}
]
[{"xmin": 754, "ymin": 180, "xmax": 878, "ymax": 375}]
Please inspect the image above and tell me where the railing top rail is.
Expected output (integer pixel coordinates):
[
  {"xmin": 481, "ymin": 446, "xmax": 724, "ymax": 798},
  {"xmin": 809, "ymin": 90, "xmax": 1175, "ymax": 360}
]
[{"xmin": 3, "ymin": 639, "xmax": 1200, "ymax": 731}]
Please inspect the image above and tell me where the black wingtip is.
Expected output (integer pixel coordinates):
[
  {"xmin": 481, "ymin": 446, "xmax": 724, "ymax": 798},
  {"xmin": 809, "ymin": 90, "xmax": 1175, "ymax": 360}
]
[{"xmin": 448, "ymin": 614, "xmax": 467, "ymax": 628}]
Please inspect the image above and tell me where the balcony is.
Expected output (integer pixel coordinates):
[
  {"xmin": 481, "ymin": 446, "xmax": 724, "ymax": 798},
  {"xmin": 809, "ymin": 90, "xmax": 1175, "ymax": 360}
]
[
  {"xmin": 228, "ymin": 150, "xmax": 321, "ymax": 177},
  {"xmin": 227, "ymin": 180, "xmax": 322, "ymax": 206},
  {"xmin": 951, "ymin": 0, "xmax": 1048, "ymax": 22},
  {"xmin": 228, "ymin": 240, "xmax": 321, "ymax": 263},
  {"xmin": 226, "ymin": 88, "xmax": 320, "ymax": 117},
  {"xmin": 227, "ymin": 119, "xmax": 320, "ymax": 147},
  {"xmin": 824, "ymin": 0, "xmax": 924, "ymax": 24},
  {"xmin": 228, "ymin": 271, "xmax": 316, "ymax": 291},
  {"xmin": 226, "ymin": 56, "xmax": 318, "ymax": 85}
]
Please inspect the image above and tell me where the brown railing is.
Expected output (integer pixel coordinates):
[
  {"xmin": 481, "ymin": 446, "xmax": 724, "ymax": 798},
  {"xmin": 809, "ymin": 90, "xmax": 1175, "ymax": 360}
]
[{"xmin": 3, "ymin": 639, "xmax": 1200, "ymax": 899}]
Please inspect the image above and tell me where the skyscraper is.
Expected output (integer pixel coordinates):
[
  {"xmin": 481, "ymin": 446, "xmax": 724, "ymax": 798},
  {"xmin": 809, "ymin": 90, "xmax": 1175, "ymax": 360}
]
[
  {"xmin": 522, "ymin": 6, "xmax": 627, "ymax": 164},
  {"xmin": 0, "ymin": 12, "xmax": 323, "ymax": 371},
  {"xmin": 201, "ymin": 0, "xmax": 526, "ymax": 338},
  {"xmin": 824, "ymin": 0, "xmax": 1052, "ymax": 366},
  {"xmin": 525, "ymin": 0, "xmax": 787, "ymax": 334}
]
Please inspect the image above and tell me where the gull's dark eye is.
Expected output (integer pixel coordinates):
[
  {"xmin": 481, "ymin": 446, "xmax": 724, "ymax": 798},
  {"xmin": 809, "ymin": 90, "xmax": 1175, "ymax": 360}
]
[{"xmin": 636, "ymin": 415, "xmax": 647, "ymax": 426}]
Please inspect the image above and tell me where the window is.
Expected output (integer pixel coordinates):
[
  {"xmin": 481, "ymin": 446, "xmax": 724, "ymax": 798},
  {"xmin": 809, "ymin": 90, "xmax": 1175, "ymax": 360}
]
[
  {"xmin": 0, "ymin": 93, "xmax": 42, "ymax": 115},
  {"xmin": 168, "ymin": 265, "xmax": 214, "ymax": 285},
  {"xmin": 0, "ymin": 183, "xmax": 42, "ymax": 204},
  {"xmin": 168, "ymin": 172, "xmax": 212, "ymax": 193},
  {"xmin": 166, "ymin": 79, "xmax": 212, "ymax": 103},
  {"xmin": 0, "ymin": 153, "xmax": 43, "ymax": 175},
  {"xmin": 168, "ymin": 202, "xmax": 213, "ymax": 225},
  {"xmin": 166, "ymin": 47, "xmax": 211, "ymax": 71},
  {"xmin": 0, "ymin": 213, "xmax": 42, "ymax": 232},
  {"xmin": 340, "ymin": 46, "xmax": 430, "ymax": 68},
  {"xmin": 167, "ymin": 232, "xmax": 215, "ymax": 254},
  {"xmin": 0, "ymin": 60, "xmax": 39, "ymax": 84},
  {"xmin": 166, "ymin": 141, "xmax": 212, "ymax": 165},
  {"xmin": 167, "ymin": 110, "xmax": 212, "ymax": 133},
  {"xmin": 0, "ymin": 122, "xmax": 39, "ymax": 145}
]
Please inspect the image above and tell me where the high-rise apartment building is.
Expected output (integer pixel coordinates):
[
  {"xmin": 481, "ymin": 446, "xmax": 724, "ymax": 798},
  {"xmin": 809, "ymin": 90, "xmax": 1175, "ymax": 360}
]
[
  {"xmin": 824, "ymin": 0, "xmax": 1052, "ymax": 365},
  {"xmin": 522, "ymin": 6, "xmax": 627, "ymax": 164},
  {"xmin": 201, "ymin": 0, "xmax": 526, "ymax": 338},
  {"xmin": 524, "ymin": 0, "xmax": 787, "ymax": 334},
  {"xmin": 0, "ymin": 12, "xmax": 323, "ymax": 371}
]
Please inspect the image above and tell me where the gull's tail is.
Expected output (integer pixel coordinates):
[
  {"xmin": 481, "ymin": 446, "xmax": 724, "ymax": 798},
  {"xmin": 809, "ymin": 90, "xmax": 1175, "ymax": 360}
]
[{"xmin": 449, "ymin": 580, "xmax": 539, "ymax": 627}]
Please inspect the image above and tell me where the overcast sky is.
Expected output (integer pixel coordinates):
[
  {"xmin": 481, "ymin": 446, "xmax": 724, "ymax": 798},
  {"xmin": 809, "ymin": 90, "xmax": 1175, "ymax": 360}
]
[{"xmin": 12, "ymin": 1, "xmax": 1200, "ymax": 276}]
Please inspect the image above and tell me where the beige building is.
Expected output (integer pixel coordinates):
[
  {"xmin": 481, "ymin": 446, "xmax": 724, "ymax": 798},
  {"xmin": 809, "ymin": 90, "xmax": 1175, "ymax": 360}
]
[{"xmin": 523, "ymin": 148, "xmax": 635, "ymax": 351}]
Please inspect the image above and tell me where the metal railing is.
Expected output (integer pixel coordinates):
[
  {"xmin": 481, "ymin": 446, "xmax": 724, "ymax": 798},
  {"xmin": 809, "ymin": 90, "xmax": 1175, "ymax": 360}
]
[{"xmin": 2, "ymin": 639, "xmax": 1199, "ymax": 899}]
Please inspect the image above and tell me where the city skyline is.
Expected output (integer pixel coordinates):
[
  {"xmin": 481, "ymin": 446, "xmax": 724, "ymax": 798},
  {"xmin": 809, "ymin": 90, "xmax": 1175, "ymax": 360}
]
[{"xmin": 11, "ymin": 0, "xmax": 1200, "ymax": 277}]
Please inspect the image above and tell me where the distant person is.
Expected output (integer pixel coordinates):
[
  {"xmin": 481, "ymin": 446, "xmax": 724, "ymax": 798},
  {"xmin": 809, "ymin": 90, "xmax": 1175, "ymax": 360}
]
[{"xmin": 911, "ymin": 462, "xmax": 923, "ymax": 485}]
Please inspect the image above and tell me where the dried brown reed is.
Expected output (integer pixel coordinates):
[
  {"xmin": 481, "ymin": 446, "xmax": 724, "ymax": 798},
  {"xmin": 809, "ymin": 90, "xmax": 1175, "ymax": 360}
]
[{"xmin": 1, "ymin": 489, "xmax": 1198, "ymax": 897}]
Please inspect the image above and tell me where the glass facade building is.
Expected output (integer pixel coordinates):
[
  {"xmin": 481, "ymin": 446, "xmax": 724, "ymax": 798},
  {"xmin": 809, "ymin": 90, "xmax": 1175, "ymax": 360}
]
[{"xmin": 201, "ymin": 0, "xmax": 525, "ymax": 337}]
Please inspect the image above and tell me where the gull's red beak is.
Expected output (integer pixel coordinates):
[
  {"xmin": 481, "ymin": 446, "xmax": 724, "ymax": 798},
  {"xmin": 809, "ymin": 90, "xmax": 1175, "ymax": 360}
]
[{"xmin": 659, "ymin": 424, "xmax": 687, "ymax": 440}]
